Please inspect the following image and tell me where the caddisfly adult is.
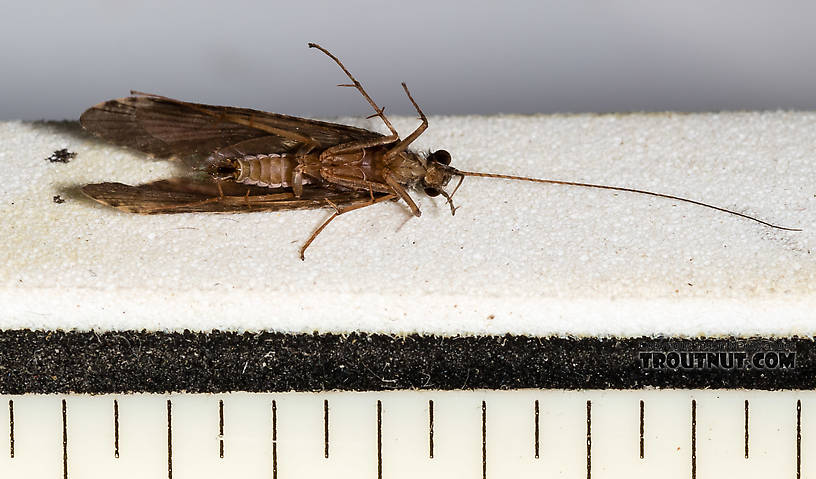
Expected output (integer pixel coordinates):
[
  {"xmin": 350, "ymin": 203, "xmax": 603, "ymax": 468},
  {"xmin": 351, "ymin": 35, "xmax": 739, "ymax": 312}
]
[{"xmin": 80, "ymin": 43, "xmax": 799, "ymax": 259}]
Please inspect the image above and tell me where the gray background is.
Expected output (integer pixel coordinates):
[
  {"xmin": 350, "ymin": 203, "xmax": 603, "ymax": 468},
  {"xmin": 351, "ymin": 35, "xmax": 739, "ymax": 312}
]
[{"xmin": 2, "ymin": 0, "xmax": 816, "ymax": 120}]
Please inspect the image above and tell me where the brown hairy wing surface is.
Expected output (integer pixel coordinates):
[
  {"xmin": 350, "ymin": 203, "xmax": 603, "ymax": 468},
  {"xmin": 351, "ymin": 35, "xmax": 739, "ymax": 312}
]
[
  {"xmin": 81, "ymin": 179, "xmax": 387, "ymax": 214},
  {"xmin": 80, "ymin": 93, "xmax": 384, "ymax": 164}
]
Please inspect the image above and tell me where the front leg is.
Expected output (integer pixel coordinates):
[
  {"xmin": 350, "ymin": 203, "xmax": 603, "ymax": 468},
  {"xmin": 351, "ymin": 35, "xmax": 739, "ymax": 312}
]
[
  {"xmin": 321, "ymin": 168, "xmax": 422, "ymax": 217},
  {"xmin": 383, "ymin": 171, "xmax": 421, "ymax": 217},
  {"xmin": 386, "ymin": 83, "xmax": 428, "ymax": 159}
]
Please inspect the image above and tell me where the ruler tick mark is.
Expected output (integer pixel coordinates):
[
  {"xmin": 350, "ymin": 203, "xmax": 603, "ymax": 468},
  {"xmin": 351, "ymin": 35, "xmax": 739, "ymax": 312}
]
[
  {"xmin": 377, "ymin": 400, "xmax": 383, "ymax": 479},
  {"xmin": 272, "ymin": 400, "xmax": 278, "ymax": 479},
  {"xmin": 482, "ymin": 400, "xmax": 487, "ymax": 479},
  {"xmin": 8, "ymin": 399, "xmax": 13, "ymax": 459},
  {"xmin": 639, "ymin": 400, "xmax": 644, "ymax": 459},
  {"xmin": 429, "ymin": 400, "xmax": 434, "ymax": 459},
  {"xmin": 324, "ymin": 399, "xmax": 329, "ymax": 459},
  {"xmin": 62, "ymin": 399, "xmax": 67, "ymax": 479},
  {"xmin": 219, "ymin": 399, "xmax": 224, "ymax": 459},
  {"xmin": 167, "ymin": 399, "xmax": 173, "ymax": 479},
  {"xmin": 534, "ymin": 400, "xmax": 539, "ymax": 459},
  {"xmin": 691, "ymin": 399, "xmax": 696, "ymax": 479},
  {"xmin": 744, "ymin": 400, "xmax": 749, "ymax": 459},
  {"xmin": 797, "ymin": 400, "xmax": 801, "ymax": 479},
  {"xmin": 114, "ymin": 400, "xmax": 119, "ymax": 458},
  {"xmin": 586, "ymin": 400, "xmax": 591, "ymax": 479}
]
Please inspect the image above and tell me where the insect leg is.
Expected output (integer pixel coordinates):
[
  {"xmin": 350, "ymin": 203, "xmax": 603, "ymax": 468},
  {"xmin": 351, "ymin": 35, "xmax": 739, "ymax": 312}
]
[
  {"xmin": 386, "ymin": 83, "xmax": 429, "ymax": 158},
  {"xmin": 292, "ymin": 166, "xmax": 305, "ymax": 197},
  {"xmin": 320, "ymin": 135, "xmax": 400, "ymax": 160},
  {"xmin": 320, "ymin": 169, "xmax": 392, "ymax": 194},
  {"xmin": 321, "ymin": 168, "xmax": 422, "ymax": 217},
  {"xmin": 308, "ymin": 42, "xmax": 399, "ymax": 138},
  {"xmin": 244, "ymin": 189, "xmax": 252, "ymax": 210},
  {"xmin": 383, "ymin": 172, "xmax": 421, "ymax": 217},
  {"xmin": 299, "ymin": 193, "xmax": 397, "ymax": 260}
]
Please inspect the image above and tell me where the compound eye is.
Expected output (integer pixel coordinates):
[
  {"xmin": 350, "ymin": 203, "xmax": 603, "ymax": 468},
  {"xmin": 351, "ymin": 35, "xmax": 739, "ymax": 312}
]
[
  {"xmin": 430, "ymin": 149, "xmax": 451, "ymax": 165},
  {"xmin": 424, "ymin": 187, "xmax": 441, "ymax": 197}
]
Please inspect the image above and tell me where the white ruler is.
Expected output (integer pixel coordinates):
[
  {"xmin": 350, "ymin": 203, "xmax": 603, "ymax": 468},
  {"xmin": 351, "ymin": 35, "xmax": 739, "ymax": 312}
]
[{"xmin": 0, "ymin": 390, "xmax": 810, "ymax": 478}]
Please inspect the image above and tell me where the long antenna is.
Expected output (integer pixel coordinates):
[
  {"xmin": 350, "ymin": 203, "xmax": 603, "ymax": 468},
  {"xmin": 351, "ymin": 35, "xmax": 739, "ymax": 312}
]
[{"xmin": 452, "ymin": 169, "xmax": 801, "ymax": 231}]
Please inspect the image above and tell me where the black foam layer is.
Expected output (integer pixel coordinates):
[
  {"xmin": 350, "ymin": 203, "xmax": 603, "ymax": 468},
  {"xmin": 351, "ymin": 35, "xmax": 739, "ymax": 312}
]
[{"xmin": 0, "ymin": 330, "xmax": 810, "ymax": 393}]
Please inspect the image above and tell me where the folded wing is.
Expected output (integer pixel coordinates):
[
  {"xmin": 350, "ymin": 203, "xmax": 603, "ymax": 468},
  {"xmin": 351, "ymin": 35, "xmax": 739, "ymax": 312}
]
[
  {"xmin": 81, "ymin": 179, "xmax": 387, "ymax": 214},
  {"xmin": 80, "ymin": 93, "xmax": 384, "ymax": 163}
]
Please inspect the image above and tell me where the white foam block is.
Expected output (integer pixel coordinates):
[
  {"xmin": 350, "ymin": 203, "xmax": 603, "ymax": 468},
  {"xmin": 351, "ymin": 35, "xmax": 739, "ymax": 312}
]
[{"xmin": 0, "ymin": 113, "xmax": 813, "ymax": 335}]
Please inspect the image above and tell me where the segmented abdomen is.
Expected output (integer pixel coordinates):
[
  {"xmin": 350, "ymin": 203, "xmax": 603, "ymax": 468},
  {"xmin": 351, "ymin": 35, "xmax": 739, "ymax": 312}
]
[{"xmin": 233, "ymin": 154, "xmax": 309, "ymax": 188}]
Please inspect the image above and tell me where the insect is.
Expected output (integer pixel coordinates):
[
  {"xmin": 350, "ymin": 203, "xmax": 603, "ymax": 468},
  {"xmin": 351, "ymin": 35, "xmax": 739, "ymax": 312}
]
[{"xmin": 80, "ymin": 43, "xmax": 799, "ymax": 259}]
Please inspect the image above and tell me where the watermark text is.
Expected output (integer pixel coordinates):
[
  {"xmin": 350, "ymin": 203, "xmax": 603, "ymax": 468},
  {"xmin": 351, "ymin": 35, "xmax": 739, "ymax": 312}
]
[{"xmin": 639, "ymin": 351, "xmax": 795, "ymax": 370}]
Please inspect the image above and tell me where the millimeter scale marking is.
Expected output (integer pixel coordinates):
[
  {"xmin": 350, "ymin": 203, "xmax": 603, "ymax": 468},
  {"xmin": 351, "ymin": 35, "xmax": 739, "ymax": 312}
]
[
  {"xmin": 533, "ymin": 400, "xmax": 539, "ymax": 459},
  {"xmin": 586, "ymin": 400, "xmax": 592, "ymax": 479},
  {"xmin": 7, "ymin": 400, "xmax": 12, "ymax": 459},
  {"xmin": 429, "ymin": 400, "xmax": 435, "ymax": 459},
  {"xmin": 219, "ymin": 399, "xmax": 224, "ymax": 459},
  {"xmin": 377, "ymin": 400, "xmax": 382, "ymax": 479},
  {"xmin": 0, "ymin": 391, "xmax": 810, "ymax": 478},
  {"xmin": 61, "ymin": 399, "xmax": 66, "ymax": 479},
  {"xmin": 0, "ymin": 332, "xmax": 812, "ymax": 477},
  {"xmin": 167, "ymin": 399, "xmax": 172, "ymax": 479},
  {"xmin": 113, "ymin": 400, "xmax": 119, "ymax": 459},
  {"xmin": 481, "ymin": 400, "xmax": 487, "ymax": 479},
  {"xmin": 639, "ymin": 400, "xmax": 645, "ymax": 459},
  {"xmin": 797, "ymin": 400, "xmax": 802, "ymax": 479},
  {"xmin": 272, "ymin": 399, "xmax": 278, "ymax": 479},
  {"xmin": 691, "ymin": 399, "xmax": 696, "ymax": 479},
  {"xmin": 744, "ymin": 400, "xmax": 749, "ymax": 459},
  {"xmin": 324, "ymin": 399, "xmax": 329, "ymax": 459}
]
